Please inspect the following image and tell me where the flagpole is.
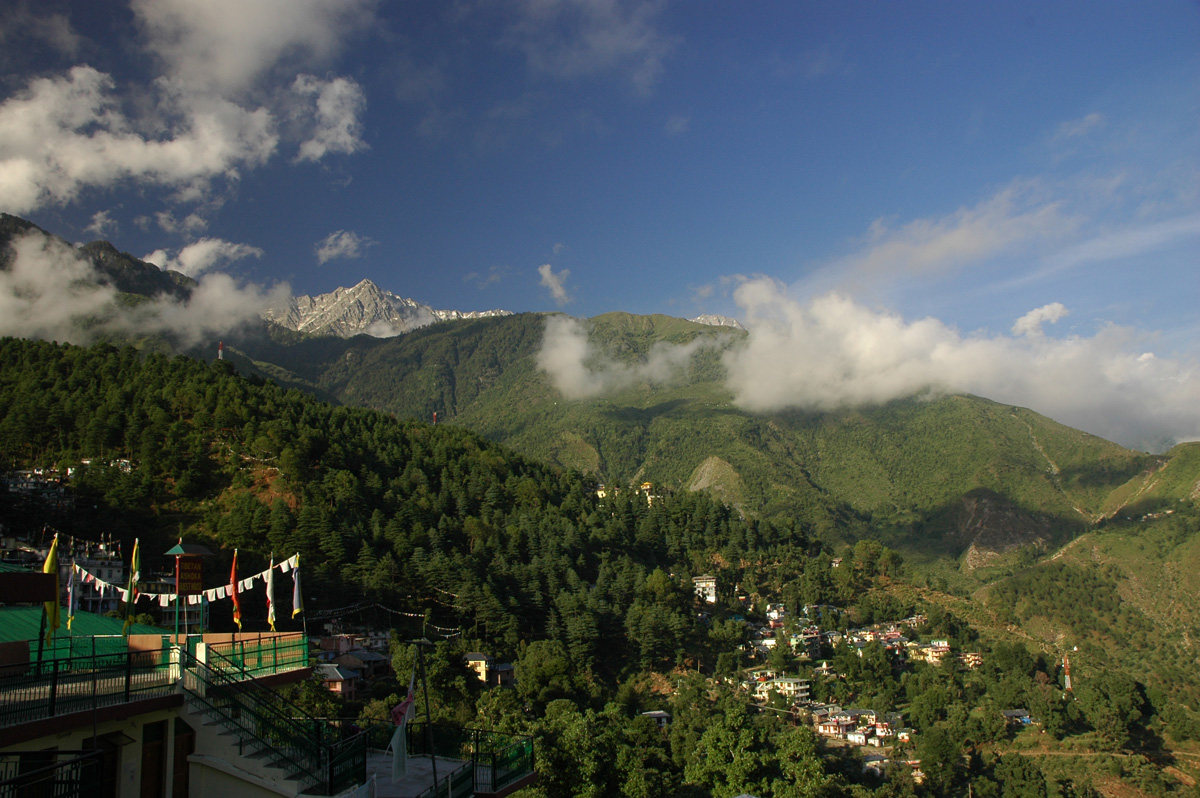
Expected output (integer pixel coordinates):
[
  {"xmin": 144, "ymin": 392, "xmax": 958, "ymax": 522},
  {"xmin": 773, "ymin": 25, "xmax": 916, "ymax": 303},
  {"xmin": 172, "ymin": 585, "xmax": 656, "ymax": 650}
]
[
  {"xmin": 174, "ymin": 544, "xmax": 181, "ymax": 641},
  {"xmin": 414, "ymin": 639, "xmax": 437, "ymax": 794}
]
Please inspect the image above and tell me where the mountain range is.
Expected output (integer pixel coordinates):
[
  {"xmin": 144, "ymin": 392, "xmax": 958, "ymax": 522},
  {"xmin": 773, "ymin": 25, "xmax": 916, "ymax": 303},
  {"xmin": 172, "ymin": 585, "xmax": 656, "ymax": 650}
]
[
  {"xmin": 260, "ymin": 278, "xmax": 747, "ymax": 338},
  {"xmin": 230, "ymin": 311, "xmax": 1200, "ymax": 568},
  {"xmin": 3, "ymin": 214, "xmax": 1198, "ymax": 573}
]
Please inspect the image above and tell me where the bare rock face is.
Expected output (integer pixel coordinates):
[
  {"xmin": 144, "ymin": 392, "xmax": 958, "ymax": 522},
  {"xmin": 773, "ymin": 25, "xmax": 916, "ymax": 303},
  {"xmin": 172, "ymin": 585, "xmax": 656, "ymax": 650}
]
[
  {"xmin": 956, "ymin": 489, "xmax": 1054, "ymax": 569},
  {"xmin": 263, "ymin": 279, "xmax": 510, "ymax": 338}
]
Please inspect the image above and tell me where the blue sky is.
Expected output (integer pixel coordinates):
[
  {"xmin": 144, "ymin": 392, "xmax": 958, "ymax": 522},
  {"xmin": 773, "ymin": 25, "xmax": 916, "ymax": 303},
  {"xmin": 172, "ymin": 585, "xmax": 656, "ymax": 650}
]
[{"xmin": 2, "ymin": 1, "xmax": 1198, "ymax": 449}]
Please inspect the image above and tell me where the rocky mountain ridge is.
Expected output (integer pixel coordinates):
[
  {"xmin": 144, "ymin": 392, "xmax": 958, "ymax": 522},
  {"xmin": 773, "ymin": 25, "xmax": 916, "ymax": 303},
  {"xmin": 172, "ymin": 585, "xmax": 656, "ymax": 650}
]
[{"xmin": 262, "ymin": 278, "xmax": 512, "ymax": 338}]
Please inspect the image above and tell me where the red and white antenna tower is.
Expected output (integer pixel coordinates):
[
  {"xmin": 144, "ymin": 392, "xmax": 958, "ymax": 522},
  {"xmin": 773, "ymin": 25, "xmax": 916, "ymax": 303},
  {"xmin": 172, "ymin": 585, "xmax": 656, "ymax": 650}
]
[
  {"xmin": 1063, "ymin": 653, "xmax": 1073, "ymax": 691},
  {"xmin": 218, "ymin": 341, "xmax": 224, "ymax": 360}
]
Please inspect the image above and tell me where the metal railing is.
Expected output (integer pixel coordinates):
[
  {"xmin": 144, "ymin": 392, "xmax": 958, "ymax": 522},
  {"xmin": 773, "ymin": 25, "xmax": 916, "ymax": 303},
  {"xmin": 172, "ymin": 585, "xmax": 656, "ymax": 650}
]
[
  {"xmin": 0, "ymin": 637, "xmax": 363, "ymax": 795},
  {"xmin": 0, "ymin": 750, "xmax": 102, "ymax": 798},
  {"xmin": 0, "ymin": 650, "xmax": 175, "ymax": 729},
  {"xmin": 0, "ymin": 637, "xmax": 310, "ymax": 731},
  {"xmin": 178, "ymin": 645, "xmax": 366, "ymax": 795},
  {"xmin": 28, "ymin": 635, "xmax": 134, "ymax": 667},
  {"xmin": 206, "ymin": 634, "xmax": 308, "ymax": 679},
  {"xmin": 407, "ymin": 723, "xmax": 535, "ymax": 795},
  {"xmin": 412, "ymin": 760, "xmax": 473, "ymax": 798}
]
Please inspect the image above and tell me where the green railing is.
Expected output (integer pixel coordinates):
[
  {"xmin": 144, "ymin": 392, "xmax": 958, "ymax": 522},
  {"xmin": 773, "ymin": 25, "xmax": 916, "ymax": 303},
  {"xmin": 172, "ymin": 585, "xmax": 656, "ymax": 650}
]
[
  {"xmin": 32, "ymin": 635, "xmax": 135, "ymax": 667},
  {"xmin": 206, "ymin": 634, "xmax": 308, "ymax": 679},
  {"xmin": 179, "ymin": 645, "xmax": 366, "ymax": 795},
  {"xmin": 412, "ymin": 760, "xmax": 473, "ymax": 798},
  {"xmin": 407, "ymin": 722, "xmax": 535, "ymax": 795},
  {"xmin": 0, "ymin": 650, "xmax": 176, "ymax": 729},
  {"xmin": 0, "ymin": 750, "xmax": 102, "ymax": 798}
]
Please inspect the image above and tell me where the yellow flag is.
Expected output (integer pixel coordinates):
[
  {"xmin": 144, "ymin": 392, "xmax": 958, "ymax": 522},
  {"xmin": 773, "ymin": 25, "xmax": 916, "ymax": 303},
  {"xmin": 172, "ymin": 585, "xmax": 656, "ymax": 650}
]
[
  {"xmin": 43, "ymin": 535, "xmax": 60, "ymax": 645},
  {"xmin": 123, "ymin": 539, "xmax": 140, "ymax": 637}
]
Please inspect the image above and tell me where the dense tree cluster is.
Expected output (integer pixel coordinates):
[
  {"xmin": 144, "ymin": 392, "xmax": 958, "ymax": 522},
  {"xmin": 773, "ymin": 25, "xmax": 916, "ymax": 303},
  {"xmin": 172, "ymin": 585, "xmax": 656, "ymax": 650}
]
[{"xmin": 3, "ymin": 338, "xmax": 1196, "ymax": 798}]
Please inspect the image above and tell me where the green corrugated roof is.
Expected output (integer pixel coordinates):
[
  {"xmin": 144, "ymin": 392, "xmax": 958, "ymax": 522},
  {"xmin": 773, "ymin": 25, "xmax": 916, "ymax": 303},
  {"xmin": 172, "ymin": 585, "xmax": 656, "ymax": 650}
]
[
  {"xmin": 0, "ymin": 561, "xmax": 35, "ymax": 573},
  {"xmin": 0, "ymin": 606, "xmax": 167, "ymax": 646}
]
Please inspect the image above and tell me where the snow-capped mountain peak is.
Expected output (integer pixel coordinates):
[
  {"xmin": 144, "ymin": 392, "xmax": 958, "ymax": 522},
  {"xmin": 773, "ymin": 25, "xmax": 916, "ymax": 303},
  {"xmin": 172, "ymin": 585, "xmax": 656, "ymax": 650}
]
[{"xmin": 263, "ymin": 279, "xmax": 511, "ymax": 338}]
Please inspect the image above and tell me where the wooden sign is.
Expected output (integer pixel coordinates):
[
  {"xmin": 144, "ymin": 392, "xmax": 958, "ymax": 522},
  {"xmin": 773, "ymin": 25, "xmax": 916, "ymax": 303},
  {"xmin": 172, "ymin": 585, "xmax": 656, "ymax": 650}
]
[{"xmin": 176, "ymin": 556, "xmax": 203, "ymax": 595}]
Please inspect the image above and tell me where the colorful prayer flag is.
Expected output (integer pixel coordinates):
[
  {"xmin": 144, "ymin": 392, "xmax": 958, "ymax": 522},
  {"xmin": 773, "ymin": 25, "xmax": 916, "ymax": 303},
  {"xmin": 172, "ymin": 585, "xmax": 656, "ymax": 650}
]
[
  {"xmin": 231, "ymin": 548, "xmax": 242, "ymax": 630},
  {"xmin": 66, "ymin": 561, "xmax": 76, "ymax": 630},
  {"xmin": 266, "ymin": 554, "xmax": 276, "ymax": 631},
  {"xmin": 43, "ymin": 535, "xmax": 60, "ymax": 645},
  {"xmin": 292, "ymin": 553, "xmax": 304, "ymax": 618},
  {"xmin": 122, "ymin": 538, "xmax": 140, "ymax": 637}
]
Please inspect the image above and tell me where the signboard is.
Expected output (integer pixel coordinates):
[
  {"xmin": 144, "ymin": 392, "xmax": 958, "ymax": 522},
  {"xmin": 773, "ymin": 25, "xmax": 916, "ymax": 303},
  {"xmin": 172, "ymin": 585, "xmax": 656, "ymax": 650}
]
[{"xmin": 176, "ymin": 556, "xmax": 203, "ymax": 595}]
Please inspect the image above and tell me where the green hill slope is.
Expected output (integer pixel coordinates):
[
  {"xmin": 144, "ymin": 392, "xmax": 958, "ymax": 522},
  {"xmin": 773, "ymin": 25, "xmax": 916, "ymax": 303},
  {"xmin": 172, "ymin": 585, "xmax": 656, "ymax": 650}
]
[{"xmin": 242, "ymin": 312, "xmax": 1176, "ymax": 564}]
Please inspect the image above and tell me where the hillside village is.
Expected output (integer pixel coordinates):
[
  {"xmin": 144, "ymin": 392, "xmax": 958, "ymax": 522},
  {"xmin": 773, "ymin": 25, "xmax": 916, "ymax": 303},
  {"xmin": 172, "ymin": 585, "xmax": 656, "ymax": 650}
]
[
  {"xmin": 1, "ymin": 337, "xmax": 1197, "ymax": 798},
  {"xmin": 3, "ymin": 517, "xmax": 1015, "ymax": 786}
]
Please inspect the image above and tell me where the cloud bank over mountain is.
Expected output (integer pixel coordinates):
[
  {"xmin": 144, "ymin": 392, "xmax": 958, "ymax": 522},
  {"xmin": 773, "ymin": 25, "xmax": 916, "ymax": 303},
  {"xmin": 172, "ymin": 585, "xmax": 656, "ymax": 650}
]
[
  {"xmin": 537, "ymin": 278, "xmax": 1200, "ymax": 452},
  {"xmin": 537, "ymin": 314, "xmax": 712, "ymax": 400},
  {"xmin": 0, "ymin": 229, "xmax": 286, "ymax": 347}
]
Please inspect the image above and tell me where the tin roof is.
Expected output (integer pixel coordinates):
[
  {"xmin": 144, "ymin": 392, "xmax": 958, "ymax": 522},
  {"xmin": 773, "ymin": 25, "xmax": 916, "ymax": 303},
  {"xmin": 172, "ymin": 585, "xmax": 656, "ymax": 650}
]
[{"xmin": 0, "ymin": 606, "xmax": 167, "ymax": 645}]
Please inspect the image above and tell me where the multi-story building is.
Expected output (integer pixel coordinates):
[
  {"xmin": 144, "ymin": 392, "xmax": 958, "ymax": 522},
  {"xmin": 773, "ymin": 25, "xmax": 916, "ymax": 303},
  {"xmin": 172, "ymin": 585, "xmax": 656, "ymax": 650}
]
[
  {"xmin": 0, "ymin": 567, "xmax": 535, "ymax": 798},
  {"xmin": 692, "ymin": 575, "xmax": 718, "ymax": 604}
]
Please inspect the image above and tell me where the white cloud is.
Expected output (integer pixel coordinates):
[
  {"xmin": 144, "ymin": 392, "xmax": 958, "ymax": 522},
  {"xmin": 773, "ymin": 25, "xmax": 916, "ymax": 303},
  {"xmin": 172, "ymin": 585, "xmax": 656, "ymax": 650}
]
[
  {"xmin": 293, "ymin": 75, "xmax": 367, "ymax": 162},
  {"xmin": 0, "ymin": 5, "xmax": 82, "ymax": 61},
  {"xmin": 131, "ymin": 0, "xmax": 375, "ymax": 95},
  {"xmin": 1053, "ymin": 112, "xmax": 1105, "ymax": 142},
  {"xmin": 0, "ymin": 232, "xmax": 120, "ymax": 343},
  {"xmin": 0, "ymin": 0, "xmax": 375, "ymax": 216},
  {"xmin": 1, "ymin": 228, "xmax": 285, "ymax": 347},
  {"xmin": 315, "ymin": 230, "xmax": 375, "ymax": 265},
  {"xmin": 535, "ymin": 276, "xmax": 1200, "ymax": 450},
  {"xmin": 537, "ymin": 314, "xmax": 712, "ymax": 399},
  {"xmin": 0, "ymin": 66, "xmax": 277, "ymax": 214},
  {"xmin": 141, "ymin": 271, "xmax": 290, "ymax": 344},
  {"xmin": 838, "ymin": 182, "xmax": 1073, "ymax": 281},
  {"xmin": 1011, "ymin": 302, "xmax": 1068, "ymax": 338},
  {"xmin": 145, "ymin": 238, "xmax": 264, "ymax": 277},
  {"xmin": 538, "ymin": 263, "xmax": 571, "ymax": 305},
  {"xmin": 155, "ymin": 210, "xmax": 209, "ymax": 235},
  {"xmin": 504, "ymin": 0, "xmax": 678, "ymax": 95},
  {"xmin": 1042, "ymin": 212, "xmax": 1200, "ymax": 275},
  {"xmin": 720, "ymin": 278, "xmax": 1198, "ymax": 450},
  {"xmin": 85, "ymin": 211, "xmax": 116, "ymax": 237}
]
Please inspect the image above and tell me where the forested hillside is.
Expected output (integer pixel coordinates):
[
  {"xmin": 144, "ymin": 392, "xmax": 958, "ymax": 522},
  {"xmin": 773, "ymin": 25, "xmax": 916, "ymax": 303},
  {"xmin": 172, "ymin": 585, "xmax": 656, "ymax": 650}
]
[
  {"xmin": 0, "ymin": 336, "xmax": 820, "ymax": 670},
  {"xmin": 2, "ymin": 337, "xmax": 1198, "ymax": 798},
  {"xmin": 226, "ymin": 312, "xmax": 1174, "ymax": 565}
]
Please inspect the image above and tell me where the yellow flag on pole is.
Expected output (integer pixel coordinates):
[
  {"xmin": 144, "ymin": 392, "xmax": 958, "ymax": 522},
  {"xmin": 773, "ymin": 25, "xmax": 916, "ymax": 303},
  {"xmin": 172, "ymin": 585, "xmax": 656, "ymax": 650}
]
[{"xmin": 43, "ymin": 535, "xmax": 60, "ymax": 645}]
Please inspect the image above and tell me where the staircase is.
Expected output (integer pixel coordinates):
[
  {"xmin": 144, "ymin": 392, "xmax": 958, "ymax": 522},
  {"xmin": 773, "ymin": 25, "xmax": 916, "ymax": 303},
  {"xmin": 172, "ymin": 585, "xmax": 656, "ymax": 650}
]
[{"xmin": 178, "ymin": 646, "xmax": 366, "ymax": 796}]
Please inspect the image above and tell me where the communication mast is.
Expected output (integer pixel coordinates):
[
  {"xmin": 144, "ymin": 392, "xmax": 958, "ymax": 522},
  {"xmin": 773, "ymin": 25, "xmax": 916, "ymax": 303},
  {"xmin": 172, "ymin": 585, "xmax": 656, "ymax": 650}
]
[
  {"xmin": 218, "ymin": 341, "xmax": 224, "ymax": 360},
  {"xmin": 1063, "ymin": 653, "xmax": 1073, "ymax": 692}
]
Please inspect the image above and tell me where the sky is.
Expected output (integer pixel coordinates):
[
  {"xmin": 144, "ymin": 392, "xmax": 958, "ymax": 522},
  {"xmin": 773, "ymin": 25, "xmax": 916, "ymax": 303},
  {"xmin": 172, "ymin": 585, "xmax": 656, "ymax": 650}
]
[{"xmin": 1, "ymin": 0, "xmax": 1198, "ymax": 451}]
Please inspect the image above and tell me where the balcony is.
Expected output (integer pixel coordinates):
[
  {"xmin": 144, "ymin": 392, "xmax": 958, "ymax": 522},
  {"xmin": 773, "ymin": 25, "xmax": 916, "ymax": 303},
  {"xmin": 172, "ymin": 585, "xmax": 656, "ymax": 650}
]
[
  {"xmin": 365, "ymin": 722, "xmax": 536, "ymax": 798},
  {"xmin": 0, "ymin": 633, "xmax": 310, "ymax": 733}
]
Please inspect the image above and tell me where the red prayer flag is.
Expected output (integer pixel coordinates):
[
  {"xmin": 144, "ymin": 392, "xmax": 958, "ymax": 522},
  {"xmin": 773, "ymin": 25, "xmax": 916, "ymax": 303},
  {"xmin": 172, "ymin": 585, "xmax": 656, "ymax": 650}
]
[{"xmin": 230, "ymin": 549, "xmax": 242, "ymax": 630}]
